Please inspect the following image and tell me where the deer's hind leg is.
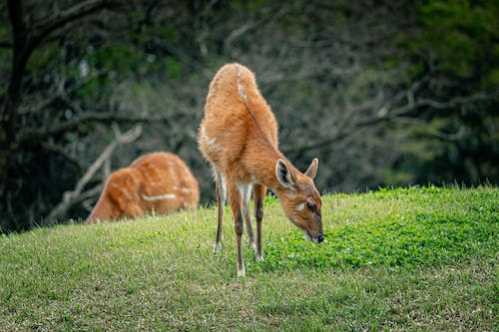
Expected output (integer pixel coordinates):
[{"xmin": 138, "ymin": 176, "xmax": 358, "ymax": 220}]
[
  {"xmin": 228, "ymin": 182, "xmax": 245, "ymax": 277},
  {"xmin": 213, "ymin": 169, "xmax": 226, "ymax": 253}
]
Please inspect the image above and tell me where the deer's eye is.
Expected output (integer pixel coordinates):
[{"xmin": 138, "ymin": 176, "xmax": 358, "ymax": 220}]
[{"xmin": 306, "ymin": 202, "xmax": 316, "ymax": 211}]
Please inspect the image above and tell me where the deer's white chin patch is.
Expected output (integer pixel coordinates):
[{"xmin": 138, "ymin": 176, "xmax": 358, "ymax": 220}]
[{"xmin": 303, "ymin": 231, "xmax": 320, "ymax": 243}]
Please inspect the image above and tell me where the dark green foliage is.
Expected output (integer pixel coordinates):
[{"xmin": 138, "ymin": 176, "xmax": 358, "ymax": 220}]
[
  {"xmin": 417, "ymin": 0, "xmax": 499, "ymax": 82},
  {"xmin": 396, "ymin": 0, "xmax": 499, "ymax": 186},
  {"xmin": 0, "ymin": 0, "xmax": 498, "ymax": 232}
]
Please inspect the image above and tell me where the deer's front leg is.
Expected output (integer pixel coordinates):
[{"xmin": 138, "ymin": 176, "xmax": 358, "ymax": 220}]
[
  {"xmin": 254, "ymin": 184, "xmax": 266, "ymax": 261},
  {"xmin": 240, "ymin": 183, "xmax": 256, "ymax": 251},
  {"xmin": 228, "ymin": 183, "xmax": 245, "ymax": 277}
]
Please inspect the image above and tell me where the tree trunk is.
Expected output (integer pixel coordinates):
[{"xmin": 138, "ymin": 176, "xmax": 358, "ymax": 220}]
[{"xmin": 0, "ymin": 0, "xmax": 30, "ymax": 200}]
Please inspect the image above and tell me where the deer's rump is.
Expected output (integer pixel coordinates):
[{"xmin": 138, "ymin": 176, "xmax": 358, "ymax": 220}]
[{"xmin": 198, "ymin": 63, "xmax": 279, "ymax": 172}]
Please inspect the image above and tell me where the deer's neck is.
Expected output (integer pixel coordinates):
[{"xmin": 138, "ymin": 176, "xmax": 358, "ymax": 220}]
[
  {"xmin": 87, "ymin": 194, "xmax": 113, "ymax": 222},
  {"xmin": 246, "ymin": 140, "xmax": 286, "ymax": 191}
]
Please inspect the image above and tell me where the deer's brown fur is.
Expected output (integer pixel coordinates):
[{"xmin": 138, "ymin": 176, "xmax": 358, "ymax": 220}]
[
  {"xmin": 198, "ymin": 63, "xmax": 323, "ymax": 276},
  {"xmin": 87, "ymin": 152, "xmax": 199, "ymax": 223}
]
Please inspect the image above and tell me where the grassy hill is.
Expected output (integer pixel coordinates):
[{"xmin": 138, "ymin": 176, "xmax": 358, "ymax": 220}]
[{"xmin": 0, "ymin": 187, "xmax": 497, "ymax": 331}]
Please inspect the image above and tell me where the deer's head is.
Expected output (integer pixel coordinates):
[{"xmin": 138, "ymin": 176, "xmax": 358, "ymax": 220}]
[{"xmin": 275, "ymin": 158, "xmax": 324, "ymax": 243}]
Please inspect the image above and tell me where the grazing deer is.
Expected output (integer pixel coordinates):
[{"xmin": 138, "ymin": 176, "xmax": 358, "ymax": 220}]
[
  {"xmin": 198, "ymin": 63, "xmax": 323, "ymax": 277},
  {"xmin": 86, "ymin": 152, "xmax": 199, "ymax": 223}
]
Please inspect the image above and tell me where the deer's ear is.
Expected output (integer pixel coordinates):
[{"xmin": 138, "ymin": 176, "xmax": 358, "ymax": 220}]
[
  {"xmin": 304, "ymin": 158, "xmax": 319, "ymax": 179},
  {"xmin": 276, "ymin": 159, "xmax": 295, "ymax": 188}
]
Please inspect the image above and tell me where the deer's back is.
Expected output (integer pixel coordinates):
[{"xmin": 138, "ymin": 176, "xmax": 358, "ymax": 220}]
[
  {"xmin": 199, "ymin": 63, "xmax": 278, "ymax": 172},
  {"xmin": 87, "ymin": 152, "xmax": 199, "ymax": 222},
  {"xmin": 132, "ymin": 152, "xmax": 199, "ymax": 210}
]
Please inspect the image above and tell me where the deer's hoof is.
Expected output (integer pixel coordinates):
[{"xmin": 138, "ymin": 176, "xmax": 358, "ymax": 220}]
[
  {"xmin": 213, "ymin": 242, "xmax": 223, "ymax": 254},
  {"xmin": 237, "ymin": 266, "xmax": 246, "ymax": 277}
]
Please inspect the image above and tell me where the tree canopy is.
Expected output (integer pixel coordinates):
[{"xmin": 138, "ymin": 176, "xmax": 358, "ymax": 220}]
[{"xmin": 1, "ymin": 0, "xmax": 497, "ymax": 232}]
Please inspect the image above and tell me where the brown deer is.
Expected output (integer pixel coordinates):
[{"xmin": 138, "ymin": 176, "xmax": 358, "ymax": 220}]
[
  {"xmin": 198, "ymin": 63, "xmax": 323, "ymax": 277},
  {"xmin": 86, "ymin": 152, "xmax": 199, "ymax": 223}
]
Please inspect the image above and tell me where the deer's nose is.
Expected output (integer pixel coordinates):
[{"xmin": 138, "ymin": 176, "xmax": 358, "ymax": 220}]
[{"xmin": 317, "ymin": 234, "xmax": 324, "ymax": 243}]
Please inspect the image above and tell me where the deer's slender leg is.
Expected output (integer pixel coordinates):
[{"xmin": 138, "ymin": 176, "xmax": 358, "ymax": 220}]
[
  {"xmin": 240, "ymin": 183, "xmax": 256, "ymax": 251},
  {"xmin": 214, "ymin": 170, "xmax": 226, "ymax": 253},
  {"xmin": 254, "ymin": 184, "xmax": 266, "ymax": 261},
  {"xmin": 228, "ymin": 182, "xmax": 245, "ymax": 277}
]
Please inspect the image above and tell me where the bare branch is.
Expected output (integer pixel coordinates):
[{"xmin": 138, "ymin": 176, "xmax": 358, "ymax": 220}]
[
  {"xmin": 46, "ymin": 185, "xmax": 103, "ymax": 223},
  {"xmin": 18, "ymin": 110, "xmax": 181, "ymax": 144},
  {"xmin": 18, "ymin": 70, "xmax": 109, "ymax": 115},
  {"xmin": 224, "ymin": 7, "xmax": 287, "ymax": 51},
  {"xmin": 31, "ymin": 0, "xmax": 115, "ymax": 45},
  {"xmin": 74, "ymin": 125, "xmax": 142, "ymax": 195},
  {"xmin": 414, "ymin": 92, "xmax": 494, "ymax": 109},
  {"xmin": 41, "ymin": 142, "xmax": 83, "ymax": 170},
  {"xmin": 286, "ymin": 90, "xmax": 494, "ymax": 157}
]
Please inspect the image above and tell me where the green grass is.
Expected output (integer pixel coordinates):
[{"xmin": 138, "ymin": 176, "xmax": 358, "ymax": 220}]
[{"xmin": 0, "ymin": 186, "xmax": 497, "ymax": 331}]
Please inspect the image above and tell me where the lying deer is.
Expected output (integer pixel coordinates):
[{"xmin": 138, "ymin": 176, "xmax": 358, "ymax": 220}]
[
  {"xmin": 87, "ymin": 152, "xmax": 199, "ymax": 223},
  {"xmin": 198, "ymin": 63, "xmax": 323, "ymax": 277}
]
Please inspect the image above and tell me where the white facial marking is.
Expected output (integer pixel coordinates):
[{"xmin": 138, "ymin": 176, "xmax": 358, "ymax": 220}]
[
  {"xmin": 303, "ymin": 230, "xmax": 319, "ymax": 243},
  {"xmin": 296, "ymin": 203, "xmax": 305, "ymax": 212},
  {"xmin": 142, "ymin": 193, "xmax": 176, "ymax": 201}
]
